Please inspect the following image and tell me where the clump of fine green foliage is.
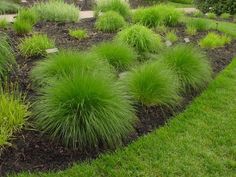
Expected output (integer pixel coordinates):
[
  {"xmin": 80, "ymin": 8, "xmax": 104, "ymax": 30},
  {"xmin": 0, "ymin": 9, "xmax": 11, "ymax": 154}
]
[
  {"xmin": 220, "ymin": 13, "xmax": 231, "ymax": 19},
  {"xmin": 69, "ymin": 29, "xmax": 88, "ymax": 40},
  {"xmin": 95, "ymin": 11, "xmax": 126, "ymax": 32},
  {"xmin": 166, "ymin": 31, "xmax": 178, "ymax": 42},
  {"xmin": 0, "ymin": 89, "xmax": 28, "ymax": 149},
  {"xmin": 192, "ymin": 11, "xmax": 204, "ymax": 18},
  {"xmin": 132, "ymin": 5, "xmax": 182, "ymax": 28},
  {"xmin": 160, "ymin": 45, "xmax": 212, "ymax": 90},
  {"xmin": 123, "ymin": 61, "xmax": 180, "ymax": 106},
  {"xmin": 0, "ymin": 0, "xmax": 19, "ymax": 14},
  {"xmin": 95, "ymin": 0, "xmax": 131, "ymax": 18},
  {"xmin": 199, "ymin": 32, "xmax": 231, "ymax": 49},
  {"xmin": 32, "ymin": 0, "xmax": 79, "ymax": 22},
  {"xmin": 116, "ymin": 24, "xmax": 163, "ymax": 53},
  {"xmin": 186, "ymin": 18, "xmax": 209, "ymax": 35},
  {"xmin": 19, "ymin": 34, "xmax": 55, "ymax": 57},
  {"xmin": 31, "ymin": 51, "xmax": 114, "ymax": 86},
  {"xmin": 34, "ymin": 70, "xmax": 136, "ymax": 149},
  {"xmin": 91, "ymin": 41, "xmax": 137, "ymax": 71},
  {"xmin": 0, "ymin": 34, "xmax": 15, "ymax": 78},
  {"xmin": 0, "ymin": 19, "xmax": 9, "ymax": 29},
  {"xmin": 13, "ymin": 8, "xmax": 38, "ymax": 34},
  {"xmin": 206, "ymin": 12, "xmax": 217, "ymax": 19}
]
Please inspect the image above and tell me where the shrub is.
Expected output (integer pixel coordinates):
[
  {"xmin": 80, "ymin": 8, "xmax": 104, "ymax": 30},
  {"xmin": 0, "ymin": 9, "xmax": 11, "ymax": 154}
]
[
  {"xmin": 19, "ymin": 34, "xmax": 55, "ymax": 57},
  {"xmin": 95, "ymin": 0, "xmax": 131, "ymax": 19},
  {"xmin": 91, "ymin": 41, "xmax": 137, "ymax": 71},
  {"xmin": 116, "ymin": 25, "xmax": 163, "ymax": 53},
  {"xmin": 123, "ymin": 61, "xmax": 180, "ymax": 106},
  {"xmin": 13, "ymin": 19, "xmax": 33, "ymax": 34},
  {"xmin": 95, "ymin": 11, "xmax": 126, "ymax": 32},
  {"xmin": 34, "ymin": 71, "xmax": 136, "ymax": 148},
  {"xmin": 0, "ymin": 34, "xmax": 15, "ymax": 78},
  {"xmin": 194, "ymin": 0, "xmax": 236, "ymax": 15},
  {"xmin": 166, "ymin": 31, "xmax": 178, "ymax": 42},
  {"xmin": 160, "ymin": 44, "xmax": 212, "ymax": 90},
  {"xmin": 220, "ymin": 13, "xmax": 231, "ymax": 19},
  {"xmin": 32, "ymin": 1, "xmax": 79, "ymax": 22},
  {"xmin": 69, "ymin": 29, "xmax": 88, "ymax": 40},
  {"xmin": 186, "ymin": 18, "xmax": 209, "ymax": 32},
  {"xmin": 199, "ymin": 32, "xmax": 231, "ymax": 49},
  {"xmin": 132, "ymin": 5, "xmax": 182, "ymax": 27},
  {"xmin": 0, "ymin": 19, "xmax": 8, "ymax": 29},
  {"xmin": 206, "ymin": 12, "xmax": 217, "ymax": 19},
  {"xmin": 31, "ymin": 51, "xmax": 114, "ymax": 86},
  {"xmin": 0, "ymin": 89, "xmax": 28, "ymax": 148},
  {"xmin": 0, "ymin": 0, "xmax": 19, "ymax": 14}
]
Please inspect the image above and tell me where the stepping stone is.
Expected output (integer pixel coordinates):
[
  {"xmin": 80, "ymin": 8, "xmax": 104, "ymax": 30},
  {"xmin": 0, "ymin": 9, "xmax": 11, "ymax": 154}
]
[
  {"xmin": 46, "ymin": 48, "xmax": 59, "ymax": 54},
  {"xmin": 184, "ymin": 37, "xmax": 190, "ymax": 43},
  {"xmin": 0, "ymin": 14, "xmax": 17, "ymax": 23},
  {"xmin": 178, "ymin": 8, "xmax": 199, "ymax": 14},
  {"xmin": 21, "ymin": 0, "xmax": 27, "ymax": 3},
  {"xmin": 165, "ymin": 40, "xmax": 172, "ymax": 47},
  {"xmin": 80, "ymin": 11, "xmax": 93, "ymax": 19}
]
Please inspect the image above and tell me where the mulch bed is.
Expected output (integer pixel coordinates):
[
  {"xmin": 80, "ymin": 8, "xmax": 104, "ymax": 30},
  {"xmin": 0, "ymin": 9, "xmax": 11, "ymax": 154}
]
[{"xmin": 0, "ymin": 18, "xmax": 236, "ymax": 176}]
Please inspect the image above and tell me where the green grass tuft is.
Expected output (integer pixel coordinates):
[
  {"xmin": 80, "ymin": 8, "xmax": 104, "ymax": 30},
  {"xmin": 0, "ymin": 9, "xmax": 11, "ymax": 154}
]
[
  {"xmin": 206, "ymin": 12, "xmax": 217, "ymax": 19},
  {"xmin": 69, "ymin": 29, "xmax": 88, "ymax": 40},
  {"xmin": 0, "ymin": 0, "xmax": 19, "ymax": 14},
  {"xmin": 220, "ymin": 13, "xmax": 231, "ymax": 19},
  {"xmin": 116, "ymin": 24, "xmax": 163, "ymax": 54},
  {"xmin": 160, "ymin": 44, "xmax": 212, "ymax": 90},
  {"xmin": 166, "ymin": 31, "xmax": 178, "ymax": 42},
  {"xmin": 199, "ymin": 32, "xmax": 231, "ymax": 49},
  {"xmin": 186, "ymin": 18, "xmax": 209, "ymax": 32},
  {"xmin": 19, "ymin": 34, "xmax": 55, "ymax": 57},
  {"xmin": 0, "ymin": 19, "xmax": 9, "ymax": 29},
  {"xmin": 95, "ymin": 11, "xmax": 126, "ymax": 32}
]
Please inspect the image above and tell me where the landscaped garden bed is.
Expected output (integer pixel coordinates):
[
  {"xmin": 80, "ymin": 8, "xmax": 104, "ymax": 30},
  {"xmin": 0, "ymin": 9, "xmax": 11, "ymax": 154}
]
[{"xmin": 0, "ymin": 0, "xmax": 236, "ymax": 176}]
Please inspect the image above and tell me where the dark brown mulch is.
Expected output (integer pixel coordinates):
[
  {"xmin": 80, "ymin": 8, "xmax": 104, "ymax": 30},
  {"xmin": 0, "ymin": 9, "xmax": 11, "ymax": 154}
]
[{"xmin": 1, "ymin": 19, "xmax": 236, "ymax": 176}]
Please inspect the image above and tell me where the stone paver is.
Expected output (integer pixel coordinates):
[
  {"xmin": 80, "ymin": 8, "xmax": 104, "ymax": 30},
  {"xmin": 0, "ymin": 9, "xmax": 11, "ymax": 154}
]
[
  {"xmin": 0, "ymin": 14, "xmax": 16, "ymax": 23},
  {"xmin": 178, "ymin": 8, "xmax": 199, "ymax": 14}
]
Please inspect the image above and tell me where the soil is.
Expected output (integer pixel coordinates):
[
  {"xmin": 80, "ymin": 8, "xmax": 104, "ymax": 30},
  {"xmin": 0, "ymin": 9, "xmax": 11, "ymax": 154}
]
[{"xmin": 1, "ymin": 18, "xmax": 236, "ymax": 176}]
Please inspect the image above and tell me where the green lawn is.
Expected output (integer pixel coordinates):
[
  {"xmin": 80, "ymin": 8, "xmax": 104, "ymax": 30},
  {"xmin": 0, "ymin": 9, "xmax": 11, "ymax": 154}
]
[
  {"xmin": 166, "ymin": 1, "xmax": 194, "ymax": 8},
  {"xmin": 13, "ymin": 58, "xmax": 236, "ymax": 177}
]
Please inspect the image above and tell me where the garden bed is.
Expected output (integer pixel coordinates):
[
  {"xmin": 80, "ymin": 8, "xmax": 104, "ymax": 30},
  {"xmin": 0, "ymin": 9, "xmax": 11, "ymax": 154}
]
[{"xmin": 0, "ymin": 17, "xmax": 236, "ymax": 176}]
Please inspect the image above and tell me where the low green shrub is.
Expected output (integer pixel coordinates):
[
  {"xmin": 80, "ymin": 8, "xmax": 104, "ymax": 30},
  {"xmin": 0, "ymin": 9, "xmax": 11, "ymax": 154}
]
[
  {"xmin": 32, "ymin": 1, "xmax": 79, "ymax": 22},
  {"xmin": 186, "ymin": 18, "xmax": 209, "ymax": 32},
  {"xmin": 206, "ymin": 12, "xmax": 217, "ymax": 19},
  {"xmin": 0, "ymin": 34, "xmax": 15, "ymax": 78},
  {"xmin": 13, "ymin": 19, "xmax": 33, "ymax": 34},
  {"xmin": 199, "ymin": 32, "xmax": 231, "ymax": 49},
  {"xmin": 116, "ymin": 24, "xmax": 163, "ymax": 53},
  {"xmin": 166, "ymin": 31, "xmax": 178, "ymax": 42},
  {"xmin": 95, "ymin": 11, "xmax": 126, "ymax": 32},
  {"xmin": 123, "ymin": 61, "xmax": 180, "ymax": 106},
  {"xmin": 17, "ymin": 8, "xmax": 38, "ymax": 25},
  {"xmin": 91, "ymin": 42, "xmax": 137, "ymax": 71},
  {"xmin": 0, "ymin": 0, "xmax": 19, "ymax": 14},
  {"xmin": 31, "ymin": 51, "xmax": 114, "ymax": 86},
  {"xmin": 0, "ymin": 19, "xmax": 8, "ymax": 29},
  {"xmin": 95, "ymin": 0, "xmax": 131, "ymax": 19},
  {"xmin": 19, "ymin": 34, "xmax": 55, "ymax": 57},
  {"xmin": 0, "ymin": 89, "xmax": 28, "ymax": 149},
  {"xmin": 34, "ymin": 71, "xmax": 136, "ymax": 148},
  {"xmin": 220, "ymin": 13, "xmax": 231, "ymax": 19},
  {"xmin": 69, "ymin": 29, "xmax": 88, "ymax": 40},
  {"xmin": 132, "ymin": 5, "xmax": 182, "ymax": 28},
  {"xmin": 160, "ymin": 44, "xmax": 212, "ymax": 90}
]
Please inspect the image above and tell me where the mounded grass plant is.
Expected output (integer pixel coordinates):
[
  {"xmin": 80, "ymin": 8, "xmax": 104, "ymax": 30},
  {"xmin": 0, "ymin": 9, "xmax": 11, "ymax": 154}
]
[
  {"xmin": 166, "ymin": 31, "xmax": 178, "ymax": 42},
  {"xmin": 95, "ymin": 11, "xmax": 126, "ymax": 32},
  {"xmin": 199, "ymin": 32, "xmax": 231, "ymax": 49},
  {"xmin": 34, "ymin": 71, "xmax": 136, "ymax": 148},
  {"xmin": 186, "ymin": 18, "xmax": 209, "ymax": 34},
  {"xmin": 0, "ymin": 89, "xmax": 28, "ymax": 149},
  {"xmin": 220, "ymin": 13, "xmax": 231, "ymax": 19},
  {"xmin": 0, "ymin": 0, "xmax": 19, "ymax": 14},
  {"xmin": 116, "ymin": 24, "xmax": 163, "ymax": 53},
  {"xmin": 95, "ymin": 0, "xmax": 131, "ymax": 19},
  {"xmin": 0, "ymin": 19, "xmax": 9, "ymax": 29},
  {"xmin": 69, "ymin": 29, "xmax": 88, "ymax": 40},
  {"xmin": 206, "ymin": 12, "xmax": 217, "ymax": 19},
  {"xmin": 13, "ymin": 19, "xmax": 33, "ymax": 34},
  {"xmin": 19, "ymin": 34, "xmax": 55, "ymax": 57},
  {"xmin": 160, "ymin": 44, "xmax": 212, "ymax": 90},
  {"xmin": 0, "ymin": 34, "xmax": 15, "ymax": 78},
  {"xmin": 123, "ymin": 61, "xmax": 180, "ymax": 106},
  {"xmin": 32, "ymin": 0, "xmax": 79, "ymax": 22},
  {"xmin": 31, "ymin": 51, "xmax": 114, "ymax": 86},
  {"xmin": 91, "ymin": 41, "xmax": 137, "ymax": 71}
]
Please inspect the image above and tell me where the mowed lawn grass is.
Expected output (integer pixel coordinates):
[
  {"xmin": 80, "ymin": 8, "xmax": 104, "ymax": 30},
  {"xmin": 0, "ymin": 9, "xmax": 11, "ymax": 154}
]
[{"xmin": 14, "ymin": 58, "xmax": 236, "ymax": 177}]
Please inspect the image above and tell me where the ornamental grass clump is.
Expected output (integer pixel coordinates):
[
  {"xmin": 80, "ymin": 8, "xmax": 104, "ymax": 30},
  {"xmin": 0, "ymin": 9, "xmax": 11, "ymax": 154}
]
[
  {"xmin": 160, "ymin": 45, "xmax": 212, "ymax": 91},
  {"xmin": 116, "ymin": 24, "xmax": 163, "ymax": 53},
  {"xmin": 31, "ymin": 51, "xmax": 114, "ymax": 86},
  {"xmin": 95, "ymin": 11, "xmax": 126, "ymax": 32},
  {"xmin": 123, "ymin": 61, "xmax": 180, "ymax": 106},
  {"xmin": 69, "ymin": 29, "xmax": 88, "ymax": 40},
  {"xmin": 186, "ymin": 18, "xmax": 209, "ymax": 32},
  {"xmin": 220, "ymin": 13, "xmax": 231, "ymax": 19},
  {"xmin": 0, "ymin": 89, "xmax": 29, "ymax": 149},
  {"xmin": 0, "ymin": 19, "xmax": 9, "ymax": 29},
  {"xmin": 95, "ymin": 0, "xmax": 131, "ymax": 18},
  {"xmin": 206, "ymin": 12, "xmax": 217, "ymax": 19},
  {"xmin": 91, "ymin": 41, "xmax": 137, "ymax": 71},
  {"xmin": 0, "ymin": 34, "xmax": 15, "ymax": 78},
  {"xmin": 34, "ymin": 71, "xmax": 136, "ymax": 149},
  {"xmin": 19, "ymin": 34, "xmax": 55, "ymax": 57},
  {"xmin": 32, "ymin": 0, "xmax": 79, "ymax": 22},
  {"xmin": 199, "ymin": 32, "xmax": 231, "ymax": 49}
]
